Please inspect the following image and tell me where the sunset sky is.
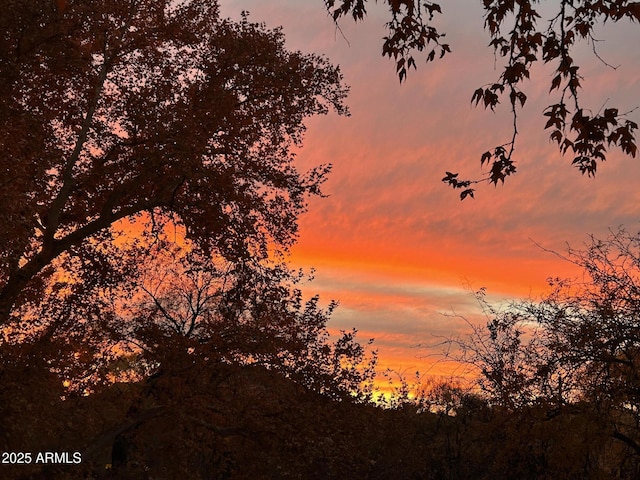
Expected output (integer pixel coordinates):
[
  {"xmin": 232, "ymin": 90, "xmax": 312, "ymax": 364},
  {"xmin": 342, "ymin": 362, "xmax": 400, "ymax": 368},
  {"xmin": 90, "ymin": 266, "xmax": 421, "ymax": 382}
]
[{"xmin": 220, "ymin": 0, "xmax": 640, "ymax": 378}]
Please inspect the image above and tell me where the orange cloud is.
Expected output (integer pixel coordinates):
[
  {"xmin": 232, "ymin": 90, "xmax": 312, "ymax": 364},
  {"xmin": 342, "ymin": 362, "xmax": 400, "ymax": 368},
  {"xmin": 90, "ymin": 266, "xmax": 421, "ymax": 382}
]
[{"xmin": 223, "ymin": 0, "xmax": 640, "ymax": 380}]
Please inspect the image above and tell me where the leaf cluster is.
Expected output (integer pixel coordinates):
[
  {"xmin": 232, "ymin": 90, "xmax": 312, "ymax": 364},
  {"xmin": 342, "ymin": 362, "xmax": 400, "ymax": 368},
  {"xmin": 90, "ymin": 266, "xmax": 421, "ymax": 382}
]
[
  {"xmin": 326, "ymin": 0, "xmax": 449, "ymax": 83},
  {"xmin": 325, "ymin": 0, "xmax": 639, "ymax": 199}
]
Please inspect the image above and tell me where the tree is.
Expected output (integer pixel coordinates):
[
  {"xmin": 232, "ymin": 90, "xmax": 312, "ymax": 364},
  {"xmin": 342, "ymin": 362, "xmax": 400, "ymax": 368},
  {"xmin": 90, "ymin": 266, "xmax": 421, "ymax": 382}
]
[
  {"xmin": 442, "ymin": 288, "xmax": 549, "ymax": 410},
  {"xmin": 0, "ymin": 0, "xmax": 348, "ymax": 324},
  {"xmin": 325, "ymin": 0, "xmax": 639, "ymax": 199},
  {"xmin": 0, "ymin": 3, "xmax": 383, "ymax": 475},
  {"xmin": 532, "ymin": 228, "xmax": 640, "ymax": 460},
  {"xmin": 115, "ymin": 238, "xmax": 378, "ymax": 401},
  {"xmin": 446, "ymin": 227, "xmax": 640, "ymax": 475}
]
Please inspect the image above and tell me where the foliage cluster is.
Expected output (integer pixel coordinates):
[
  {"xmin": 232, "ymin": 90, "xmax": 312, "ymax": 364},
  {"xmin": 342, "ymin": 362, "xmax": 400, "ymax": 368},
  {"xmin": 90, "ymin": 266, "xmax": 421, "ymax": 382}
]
[
  {"xmin": 327, "ymin": 0, "xmax": 639, "ymax": 198},
  {"xmin": 0, "ymin": 0, "xmax": 348, "ymax": 325}
]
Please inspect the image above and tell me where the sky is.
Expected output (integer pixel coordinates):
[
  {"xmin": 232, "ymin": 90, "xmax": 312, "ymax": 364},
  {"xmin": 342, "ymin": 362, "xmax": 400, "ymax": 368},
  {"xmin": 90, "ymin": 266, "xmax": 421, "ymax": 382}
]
[{"xmin": 219, "ymin": 0, "xmax": 640, "ymax": 379}]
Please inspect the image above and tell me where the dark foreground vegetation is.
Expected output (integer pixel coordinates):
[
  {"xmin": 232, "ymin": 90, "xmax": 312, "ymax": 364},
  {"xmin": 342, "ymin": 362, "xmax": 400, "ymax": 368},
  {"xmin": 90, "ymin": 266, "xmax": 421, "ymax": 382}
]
[
  {"xmin": 2, "ymin": 350, "xmax": 640, "ymax": 479},
  {"xmin": 4, "ymin": 228, "xmax": 640, "ymax": 479}
]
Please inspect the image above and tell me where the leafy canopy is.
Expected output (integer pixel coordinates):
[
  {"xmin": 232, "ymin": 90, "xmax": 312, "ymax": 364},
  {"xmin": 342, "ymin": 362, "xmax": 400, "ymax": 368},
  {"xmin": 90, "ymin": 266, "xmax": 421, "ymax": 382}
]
[
  {"xmin": 0, "ymin": 0, "xmax": 348, "ymax": 323},
  {"xmin": 326, "ymin": 0, "xmax": 639, "ymax": 199}
]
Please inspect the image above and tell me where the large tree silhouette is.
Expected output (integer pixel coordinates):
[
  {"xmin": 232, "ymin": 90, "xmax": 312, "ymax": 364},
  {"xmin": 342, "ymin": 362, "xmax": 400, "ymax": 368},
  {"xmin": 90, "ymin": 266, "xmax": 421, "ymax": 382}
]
[
  {"xmin": 0, "ymin": 3, "xmax": 387, "ymax": 477},
  {"xmin": 326, "ymin": 0, "xmax": 639, "ymax": 198},
  {"xmin": 0, "ymin": 0, "xmax": 348, "ymax": 324}
]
